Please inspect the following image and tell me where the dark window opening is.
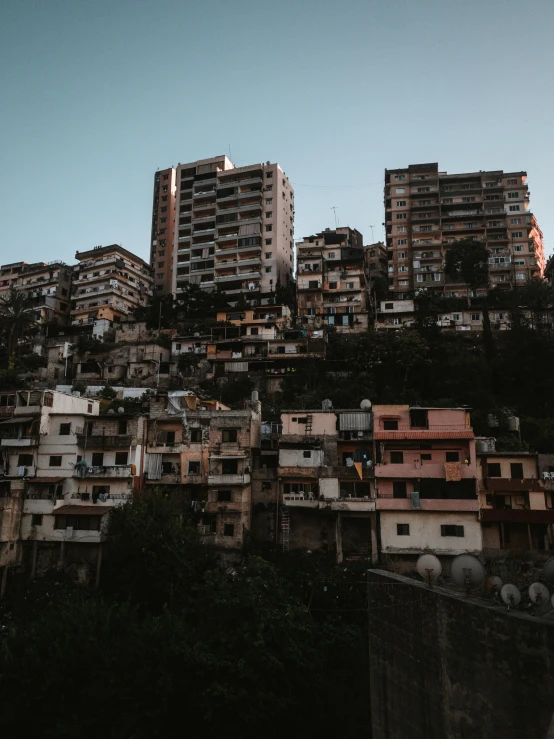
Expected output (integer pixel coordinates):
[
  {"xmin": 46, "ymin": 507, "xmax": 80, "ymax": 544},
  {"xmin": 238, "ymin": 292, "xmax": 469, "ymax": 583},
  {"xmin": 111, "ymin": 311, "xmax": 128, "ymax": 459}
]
[
  {"xmin": 190, "ymin": 428, "xmax": 202, "ymax": 443},
  {"xmin": 223, "ymin": 523, "xmax": 235, "ymax": 537},
  {"xmin": 222, "ymin": 429, "xmax": 238, "ymax": 443},
  {"xmin": 49, "ymin": 456, "xmax": 62, "ymax": 467},
  {"xmin": 217, "ymin": 490, "xmax": 232, "ymax": 502},
  {"xmin": 31, "ymin": 514, "xmax": 43, "ymax": 526},
  {"xmin": 59, "ymin": 423, "xmax": 71, "ymax": 435},
  {"xmin": 410, "ymin": 409, "xmax": 428, "ymax": 428},
  {"xmin": 445, "ymin": 452, "xmax": 460, "ymax": 462},
  {"xmin": 390, "ymin": 451, "xmax": 404, "ymax": 464},
  {"xmin": 510, "ymin": 463, "xmax": 524, "ymax": 479},
  {"xmin": 188, "ymin": 461, "xmax": 201, "ymax": 475},
  {"xmin": 384, "ymin": 419, "xmax": 398, "ymax": 430},
  {"xmin": 397, "ymin": 523, "xmax": 410, "ymax": 536},
  {"xmin": 487, "ymin": 463, "xmax": 501, "ymax": 477},
  {"xmin": 222, "ymin": 459, "xmax": 238, "ymax": 475},
  {"xmin": 393, "ymin": 481, "xmax": 407, "ymax": 498},
  {"xmin": 441, "ymin": 525, "xmax": 464, "ymax": 537}
]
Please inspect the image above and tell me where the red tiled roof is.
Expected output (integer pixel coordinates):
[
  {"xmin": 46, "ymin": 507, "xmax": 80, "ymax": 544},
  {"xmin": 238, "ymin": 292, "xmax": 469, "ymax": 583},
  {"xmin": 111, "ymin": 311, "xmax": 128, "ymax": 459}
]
[
  {"xmin": 374, "ymin": 430, "xmax": 474, "ymax": 440},
  {"xmin": 53, "ymin": 505, "xmax": 111, "ymax": 516}
]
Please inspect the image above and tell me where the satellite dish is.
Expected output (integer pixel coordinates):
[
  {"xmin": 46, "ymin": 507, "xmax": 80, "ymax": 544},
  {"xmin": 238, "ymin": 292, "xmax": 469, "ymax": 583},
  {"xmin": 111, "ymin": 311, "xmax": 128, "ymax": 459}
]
[
  {"xmin": 416, "ymin": 554, "xmax": 442, "ymax": 587},
  {"xmin": 500, "ymin": 583, "xmax": 521, "ymax": 609},
  {"xmin": 542, "ymin": 557, "xmax": 554, "ymax": 584},
  {"xmin": 107, "ymin": 409, "xmax": 115, "ymax": 415},
  {"xmin": 360, "ymin": 399, "xmax": 372, "ymax": 410},
  {"xmin": 529, "ymin": 582, "xmax": 550, "ymax": 606},
  {"xmin": 486, "ymin": 575, "xmax": 503, "ymax": 592},
  {"xmin": 450, "ymin": 554, "xmax": 486, "ymax": 594},
  {"xmin": 117, "ymin": 407, "xmax": 125, "ymax": 414}
]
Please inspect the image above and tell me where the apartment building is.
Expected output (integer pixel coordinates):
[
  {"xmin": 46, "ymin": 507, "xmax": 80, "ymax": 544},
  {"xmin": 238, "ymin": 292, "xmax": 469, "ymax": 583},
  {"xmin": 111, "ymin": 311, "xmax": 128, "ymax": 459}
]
[
  {"xmin": 296, "ymin": 227, "xmax": 368, "ymax": 333},
  {"xmin": 71, "ymin": 245, "xmax": 153, "ymax": 335},
  {"xmin": 385, "ymin": 163, "xmax": 546, "ymax": 297},
  {"xmin": 270, "ymin": 406, "xmax": 376, "ymax": 562},
  {"xmin": 477, "ymin": 445, "xmax": 553, "ymax": 556},
  {"xmin": 0, "ymin": 261, "xmax": 73, "ymax": 325},
  {"xmin": 144, "ymin": 390, "xmax": 261, "ymax": 552},
  {"xmin": 150, "ymin": 155, "xmax": 294, "ymax": 303},
  {"xmin": 364, "ymin": 241, "xmax": 388, "ymax": 292},
  {"xmin": 373, "ymin": 405, "xmax": 482, "ymax": 566}
]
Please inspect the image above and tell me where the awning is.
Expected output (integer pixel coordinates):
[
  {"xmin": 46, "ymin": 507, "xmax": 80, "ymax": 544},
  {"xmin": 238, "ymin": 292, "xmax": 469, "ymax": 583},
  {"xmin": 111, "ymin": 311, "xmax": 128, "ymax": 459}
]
[
  {"xmin": 53, "ymin": 505, "xmax": 111, "ymax": 516},
  {"xmin": 27, "ymin": 477, "xmax": 65, "ymax": 484},
  {"xmin": 0, "ymin": 416, "xmax": 35, "ymax": 425}
]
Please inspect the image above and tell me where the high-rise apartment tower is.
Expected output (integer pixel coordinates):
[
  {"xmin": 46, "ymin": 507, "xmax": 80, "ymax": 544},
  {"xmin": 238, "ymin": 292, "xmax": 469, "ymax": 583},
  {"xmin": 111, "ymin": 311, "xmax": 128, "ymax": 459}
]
[
  {"xmin": 385, "ymin": 163, "xmax": 545, "ymax": 297},
  {"xmin": 150, "ymin": 156, "xmax": 294, "ymax": 305}
]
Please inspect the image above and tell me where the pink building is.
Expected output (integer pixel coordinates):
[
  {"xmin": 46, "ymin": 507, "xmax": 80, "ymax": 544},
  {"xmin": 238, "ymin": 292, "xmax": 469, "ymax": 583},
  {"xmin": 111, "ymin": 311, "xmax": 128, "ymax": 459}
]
[{"xmin": 373, "ymin": 405, "xmax": 482, "ymax": 565}]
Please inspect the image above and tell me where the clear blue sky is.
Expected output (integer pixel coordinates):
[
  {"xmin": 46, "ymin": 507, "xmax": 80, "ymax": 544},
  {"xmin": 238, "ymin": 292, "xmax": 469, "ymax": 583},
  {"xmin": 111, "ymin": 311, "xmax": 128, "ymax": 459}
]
[{"xmin": 1, "ymin": 0, "xmax": 553, "ymax": 266}]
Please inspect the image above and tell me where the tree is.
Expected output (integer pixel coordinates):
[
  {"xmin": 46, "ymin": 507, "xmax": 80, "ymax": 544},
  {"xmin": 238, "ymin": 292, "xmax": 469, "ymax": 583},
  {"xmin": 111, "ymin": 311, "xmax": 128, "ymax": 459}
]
[
  {"xmin": 0, "ymin": 288, "xmax": 38, "ymax": 366},
  {"xmin": 445, "ymin": 239, "xmax": 489, "ymax": 301}
]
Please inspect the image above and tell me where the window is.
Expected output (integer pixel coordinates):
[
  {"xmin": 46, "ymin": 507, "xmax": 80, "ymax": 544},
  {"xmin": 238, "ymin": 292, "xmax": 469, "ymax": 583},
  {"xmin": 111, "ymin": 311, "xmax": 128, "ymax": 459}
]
[
  {"xmin": 398, "ymin": 239, "xmax": 407, "ymax": 246},
  {"xmin": 383, "ymin": 419, "xmax": 398, "ymax": 430},
  {"xmin": 265, "ymin": 225, "xmax": 272, "ymax": 232},
  {"xmin": 190, "ymin": 428, "xmax": 202, "ymax": 443},
  {"xmin": 509, "ymin": 205, "xmax": 520, "ymax": 212},
  {"xmin": 395, "ymin": 187, "xmax": 406, "ymax": 194},
  {"xmin": 397, "ymin": 523, "xmax": 410, "ymax": 536},
  {"xmin": 266, "ymin": 171, "xmax": 273, "ymax": 178},
  {"xmin": 396, "ymin": 200, "xmax": 406, "ymax": 207},
  {"xmin": 31, "ymin": 514, "xmax": 43, "ymax": 526},
  {"xmin": 55, "ymin": 515, "xmax": 100, "ymax": 531},
  {"xmin": 217, "ymin": 490, "xmax": 232, "ymax": 502},
  {"xmin": 410, "ymin": 409, "xmax": 428, "ymax": 428},
  {"xmin": 59, "ymin": 423, "xmax": 71, "ymax": 435},
  {"xmin": 394, "ymin": 175, "xmax": 406, "ymax": 181},
  {"xmin": 512, "ymin": 231, "xmax": 523, "ymax": 238},
  {"xmin": 397, "ymin": 225, "xmax": 407, "ymax": 232},
  {"xmin": 265, "ymin": 198, "xmax": 273, "ymax": 205},
  {"xmin": 346, "ymin": 282, "xmax": 354, "ymax": 288},
  {"xmin": 222, "ymin": 429, "xmax": 238, "ymax": 443},
  {"xmin": 266, "ymin": 211, "xmax": 273, "ymax": 218},
  {"xmin": 393, "ymin": 481, "xmax": 407, "ymax": 498},
  {"xmin": 91, "ymin": 452, "xmax": 104, "ymax": 466},
  {"xmin": 49, "ymin": 456, "xmax": 62, "ymax": 467},
  {"xmin": 308, "ymin": 280, "xmax": 319, "ymax": 289},
  {"xmin": 445, "ymin": 452, "xmax": 459, "ymax": 462},
  {"xmin": 390, "ymin": 451, "xmax": 404, "ymax": 464},
  {"xmin": 508, "ymin": 192, "xmax": 520, "ymax": 199},
  {"xmin": 398, "ymin": 251, "xmax": 406, "ymax": 258},
  {"xmin": 266, "ymin": 184, "xmax": 273, "ymax": 191},
  {"xmin": 115, "ymin": 451, "xmax": 128, "ymax": 466},
  {"xmin": 510, "ymin": 462, "xmax": 524, "ymax": 479},
  {"xmin": 18, "ymin": 454, "xmax": 33, "ymax": 466},
  {"xmin": 441, "ymin": 525, "xmax": 464, "ymax": 537},
  {"xmin": 513, "ymin": 245, "xmax": 523, "ymax": 252},
  {"xmin": 385, "ymin": 302, "xmax": 394, "ymax": 310},
  {"xmin": 471, "ymin": 313, "xmax": 480, "ymax": 321},
  {"xmin": 265, "ymin": 266, "xmax": 272, "ymax": 273},
  {"xmin": 507, "ymin": 178, "xmax": 518, "ymax": 185},
  {"xmin": 421, "ymin": 454, "xmax": 432, "ymax": 461},
  {"xmin": 396, "ymin": 213, "xmax": 407, "ymax": 220},
  {"xmin": 303, "ymin": 451, "xmax": 312, "ymax": 458},
  {"xmin": 399, "ymin": 266, "xmax": 408, "ymax": 272},
  {"xmin": 118, "ymin": 420, "xmax": 127, "ymax": 434},
  {"xmin": 188, "ymin": 461, "xmax": 201, "ymax": 475},
  {"xmin": 511, "ymin": 218, "xmax": 521, "ymax": 224},
  {"xmin": 223, "ymin": 523, "xmax": 235, "ymax": 537},
  {"xmin": 265, "ymin": 252, "xmax": 272, "ymax": 259}
]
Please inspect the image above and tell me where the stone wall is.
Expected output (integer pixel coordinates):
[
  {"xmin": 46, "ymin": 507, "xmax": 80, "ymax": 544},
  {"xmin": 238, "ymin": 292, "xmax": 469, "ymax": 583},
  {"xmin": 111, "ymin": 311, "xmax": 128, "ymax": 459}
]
[{"xmin": 367, "ymin": 569, "xmax": 554, "ymax": 739}]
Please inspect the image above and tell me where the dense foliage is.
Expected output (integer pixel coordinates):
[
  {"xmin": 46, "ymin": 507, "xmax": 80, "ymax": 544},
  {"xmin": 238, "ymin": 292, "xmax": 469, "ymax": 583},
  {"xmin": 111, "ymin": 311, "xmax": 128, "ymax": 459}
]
[{"xmin": 0, "ymin": 494, "xmax": 368, "ymax": 739}]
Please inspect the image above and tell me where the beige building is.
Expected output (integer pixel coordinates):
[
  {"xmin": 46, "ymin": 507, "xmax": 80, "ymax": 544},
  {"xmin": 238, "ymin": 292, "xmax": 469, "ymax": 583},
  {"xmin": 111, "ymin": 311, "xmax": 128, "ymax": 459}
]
[
  {"xmin": 385, "ymin": 163, "xmax": 546, "ymax": 297},
  {"xmin": 150, "ymin": 155, "xmax": 294, "ymax": 303},
  {"xmin": 0, "ymin": 261, "xmax": 72, "ymax": 325},
  {"xmin": 296, "ymin": 227, "xmax": 368, "ymax": 332},
  {"xmin": 71, "ymin": 245, "xmax": 153, "ymax": 335}
]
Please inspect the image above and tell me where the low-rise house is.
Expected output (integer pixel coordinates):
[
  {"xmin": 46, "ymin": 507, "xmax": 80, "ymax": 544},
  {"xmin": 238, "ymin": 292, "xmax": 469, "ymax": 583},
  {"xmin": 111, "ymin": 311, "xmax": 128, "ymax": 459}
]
[
  {"xmin": 478, "ymin": 445, "xmax": 553, "ymax": 557},
  {"xmin": 373, "ymin": 405, "xmax": 482, "ymax": 568}
]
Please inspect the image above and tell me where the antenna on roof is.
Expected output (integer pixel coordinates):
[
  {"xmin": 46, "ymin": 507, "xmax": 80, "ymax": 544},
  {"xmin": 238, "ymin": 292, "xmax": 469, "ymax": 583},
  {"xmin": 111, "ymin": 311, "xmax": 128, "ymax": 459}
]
[{"xmin": 331, "ymin": 206, "xmax": 339, "ymax": 228}]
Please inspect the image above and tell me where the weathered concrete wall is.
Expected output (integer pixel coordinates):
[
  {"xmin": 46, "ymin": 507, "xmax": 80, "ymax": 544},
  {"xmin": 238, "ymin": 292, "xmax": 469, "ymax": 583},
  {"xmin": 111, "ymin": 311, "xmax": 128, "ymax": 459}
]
[{"xmin": 368, "ymin": 569, "xmax": 554, "ymax": 739}]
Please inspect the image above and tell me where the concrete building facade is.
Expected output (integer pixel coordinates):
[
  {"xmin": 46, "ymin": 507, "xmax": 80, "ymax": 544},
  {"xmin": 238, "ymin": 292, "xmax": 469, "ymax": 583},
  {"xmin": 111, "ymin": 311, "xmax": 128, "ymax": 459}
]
[
  {"xmin": 385, "ymin": 163, "xmax": 546, "ymax": 298},
  {"xmin": 150, "ymin": 155, "xmax": 294, "ymax": 303}
]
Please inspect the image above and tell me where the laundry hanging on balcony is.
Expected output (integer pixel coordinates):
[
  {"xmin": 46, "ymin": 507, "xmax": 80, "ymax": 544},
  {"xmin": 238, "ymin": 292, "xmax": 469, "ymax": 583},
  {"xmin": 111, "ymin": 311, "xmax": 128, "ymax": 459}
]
[
  {"xmin": 145, "ymin": 454, "xmax": 162, "ymax": 480},
  {"xmin": 444, "ymin": 462, "xmax": 462, "ymax": 482}
]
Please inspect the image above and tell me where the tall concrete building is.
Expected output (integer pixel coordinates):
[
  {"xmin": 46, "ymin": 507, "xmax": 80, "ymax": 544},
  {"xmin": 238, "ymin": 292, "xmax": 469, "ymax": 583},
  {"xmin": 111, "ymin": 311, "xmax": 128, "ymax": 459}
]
[
  {"xmin": 384, "ymin": 163, "xmax": 545, "ymax": 297},
  {"xmin": 150, "ymin": 155, "xmax": 294, "ymax": 305}
]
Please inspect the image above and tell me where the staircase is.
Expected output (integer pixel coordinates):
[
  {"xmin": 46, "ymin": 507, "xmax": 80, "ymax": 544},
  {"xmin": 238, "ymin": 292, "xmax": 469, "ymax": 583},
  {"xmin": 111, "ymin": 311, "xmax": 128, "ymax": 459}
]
[{"xmin": 281, "ymin": 508, "xmax": 290, "ymax": 552}]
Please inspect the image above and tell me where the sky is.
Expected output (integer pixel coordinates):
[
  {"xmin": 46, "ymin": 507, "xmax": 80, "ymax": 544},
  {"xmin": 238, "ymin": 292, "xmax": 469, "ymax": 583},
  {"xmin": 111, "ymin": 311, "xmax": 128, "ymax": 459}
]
[{"xmin": 1, "ymin": 0, "xmax": 553, "ymax": 267}]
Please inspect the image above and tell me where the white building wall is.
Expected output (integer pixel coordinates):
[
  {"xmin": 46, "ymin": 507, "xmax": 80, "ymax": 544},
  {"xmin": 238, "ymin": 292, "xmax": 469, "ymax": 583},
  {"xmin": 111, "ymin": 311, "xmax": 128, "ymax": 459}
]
[
  {"xmin": 320, "ymin": 478, "xmax": 339, "ymax": 499},
  {"xmin": 279, "ymin": 448, "xmax": 324, "ymax": 467},
  {"xmin": 380, "ymin": 511, "xmax": 483, "ymax": 555}
]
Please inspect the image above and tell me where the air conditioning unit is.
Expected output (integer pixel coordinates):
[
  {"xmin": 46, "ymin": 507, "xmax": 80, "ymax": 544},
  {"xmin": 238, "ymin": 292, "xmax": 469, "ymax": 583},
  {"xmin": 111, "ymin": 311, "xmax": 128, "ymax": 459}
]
[{"xmin": 66, "ymin": 526, "xmax": 73, "ymax": 539}]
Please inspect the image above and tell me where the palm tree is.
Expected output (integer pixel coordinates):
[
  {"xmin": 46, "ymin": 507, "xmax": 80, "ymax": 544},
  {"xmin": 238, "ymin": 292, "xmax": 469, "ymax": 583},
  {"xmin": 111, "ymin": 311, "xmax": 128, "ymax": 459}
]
[{"xmin": 0, "ymin": 288, "xmax": 38, "ymax": 366}]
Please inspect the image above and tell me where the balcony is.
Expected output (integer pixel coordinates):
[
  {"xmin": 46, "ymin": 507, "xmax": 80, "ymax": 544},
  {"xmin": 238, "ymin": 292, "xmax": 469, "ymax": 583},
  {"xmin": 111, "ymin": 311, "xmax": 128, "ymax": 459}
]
[
  {"xmin": 74, "ymin": 465, "xmax": 133, "ymax": 478},
  {"xmin": 375, "ymin": 461, "xmax": 475, "ymax": 479},
  {"xmin": 331, "ymin": 498, "xmax": 376, "ymax": 512},
  {"xmin": 484, "ymin": 477, "xmax": 542, "ymax": 493},
  {"xmin": 77, "ymin": 435, "xmax": 132, "ymax": 449},
  {"xmin": 283, "ymin": 494, "xmax": 319, "ymax": 508},
  {"xmin": 0, "ymin": 436, "xmax": 39, "ymax": 447},
  {"xmin": 373, "ymin": 423, "xmax": 473, "ymax": 440},
  {"xmin": 207, "ymin": 473, "xmax": 250, "ymax": 485},
  {"xmin": 375, "ymin": 496, "xmax": 479, "ymax": 512}
]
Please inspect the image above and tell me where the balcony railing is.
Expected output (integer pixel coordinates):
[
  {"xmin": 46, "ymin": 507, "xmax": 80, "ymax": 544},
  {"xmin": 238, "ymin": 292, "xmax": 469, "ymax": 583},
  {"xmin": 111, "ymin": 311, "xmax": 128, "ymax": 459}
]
[
  {"xmin": 74, "ymin": 465, "xmax": 133, "ymax": 478},
  {"xmin": 0, "ymin": 436, "xmax": 40, "ymax": 447},
  {"xmin": 208, "ymin": 473, "xmax": 250, "ymax": 485},
  {"xmin": 77, "ymin": 435, "xmax": 132, "ymax": 449}
]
